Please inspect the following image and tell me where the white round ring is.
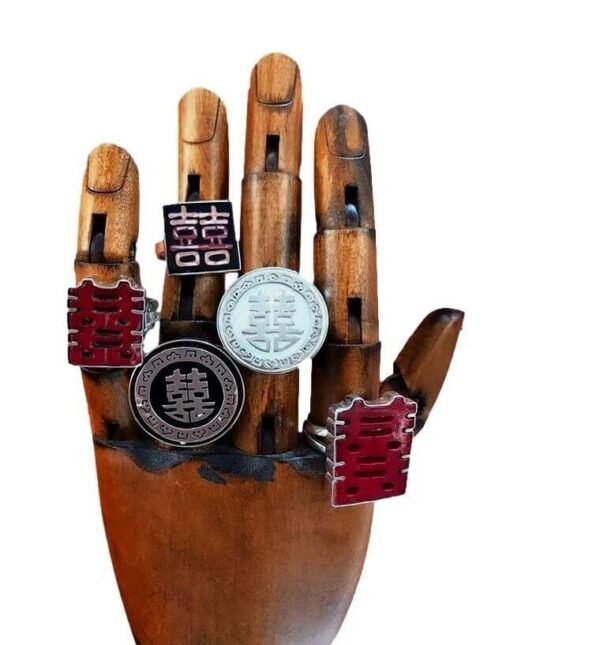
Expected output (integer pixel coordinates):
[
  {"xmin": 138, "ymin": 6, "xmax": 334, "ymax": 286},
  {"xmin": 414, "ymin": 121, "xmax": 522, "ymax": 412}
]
[{"xmin": 217, "ymin": 267, "xmax": 329, "ymax": 374}]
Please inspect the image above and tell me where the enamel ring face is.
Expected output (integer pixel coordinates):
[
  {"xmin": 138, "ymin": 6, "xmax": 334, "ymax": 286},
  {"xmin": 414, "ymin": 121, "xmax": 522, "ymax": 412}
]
[
  {"xmin": 326, "ymin": 392, "xmax": 418, "ymax": 507},
  {"xmin": 68, "ymin": 278, "xmax": 154, "ymax": 368},
  {"xmin": 129, "ymin": 340, "xmax": 245, "ymax": 447},
  {"xmin": 162, "ymin": 200, "xmax": 241, "ymax": 276},
  {"xmin": 216, "ymin": 267, "xmax": 329, "ymax": 374}
]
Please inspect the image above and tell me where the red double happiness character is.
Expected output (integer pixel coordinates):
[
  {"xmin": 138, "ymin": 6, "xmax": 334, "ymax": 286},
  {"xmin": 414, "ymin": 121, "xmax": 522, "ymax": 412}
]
[
  {"xmin": 326, "ymin": 392, "xmax": 418, "ymax": 507},
  {"xmin": 67, "ymin": 279, "xmax": 146, "ymax": 368}
]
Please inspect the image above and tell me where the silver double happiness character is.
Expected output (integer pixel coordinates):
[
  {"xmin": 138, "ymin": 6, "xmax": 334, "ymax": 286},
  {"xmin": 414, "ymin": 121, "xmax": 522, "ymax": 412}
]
[
  {"xmin": 217, "ymin": 267, "xmax": 329, "ymax": 374},
  {"xmin": 163, "ymin": 368, "xmax": 215, "ymax": 423}
]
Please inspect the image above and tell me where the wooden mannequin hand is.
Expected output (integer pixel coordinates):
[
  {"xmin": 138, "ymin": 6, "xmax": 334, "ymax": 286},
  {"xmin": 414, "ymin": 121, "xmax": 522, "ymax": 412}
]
[{"xmin": 73, "ymin": 53, "xmax": 463, "ymax": 645}]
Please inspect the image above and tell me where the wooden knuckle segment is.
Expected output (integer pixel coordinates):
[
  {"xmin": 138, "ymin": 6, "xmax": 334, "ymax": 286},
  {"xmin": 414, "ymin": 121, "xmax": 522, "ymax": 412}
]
[
  {"xmin": 314, "ymin": 229, "xmax": 378, "ymax": 344},
  {"xmin": 82, "ymin": 371, "xmax": 141, "ymax": 441},
  {"xmin": 74, "ymin": 260, "xmax": 140, "ymax": 287},
  {"xmin": 240, "ymin": 174, "xmax": 301, "ymax": 271},
  {"xmin": 159, "ymin": 274, "xmax": 223, "ymax": 343},
  {"xmin": 231, "ymin": 369, "xmax": 299, "ymax": 455},
  {"xmin": 77, "ymin": 143, "xmax": 139, "ymax": 264},
  {"xmin": 310, "ymin": 342, "xmax": 381, "ymax": 426},
  {"xmin": 159, "ymin": 320, "xmax": 219, "ymax": 345},
  {"xmin": 159, "ymin": 89, "xmax": 229, "ymax": 335},
  {"xmin": 380, "ymin": 308, "xmax": 464, "ymax": 434},
  {"xmin": 231, "ymin": 372, "xmax": 300, "ymax": 454}
]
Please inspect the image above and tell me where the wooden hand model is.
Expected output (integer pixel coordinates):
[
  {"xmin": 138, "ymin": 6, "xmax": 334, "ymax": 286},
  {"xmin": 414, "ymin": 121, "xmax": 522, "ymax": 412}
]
[{"xmin": 69, "ymin": 53, "xmax": 464, "ymax": 644}]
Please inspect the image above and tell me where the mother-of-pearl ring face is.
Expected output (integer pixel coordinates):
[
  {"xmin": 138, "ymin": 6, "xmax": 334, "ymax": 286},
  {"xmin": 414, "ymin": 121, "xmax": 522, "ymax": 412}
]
[{"xmin": 217, "ymin": 267, "xmax": 329, "ymax": 374}]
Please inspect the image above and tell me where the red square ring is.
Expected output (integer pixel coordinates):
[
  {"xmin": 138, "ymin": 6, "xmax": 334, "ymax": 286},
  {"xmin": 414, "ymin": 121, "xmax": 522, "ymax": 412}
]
[
  {"xmin": 67, "ymin": 279, "xmax": 145, "ymax": 368},
  {"xmin": 326, "ymin": 392, "xmax": 418, "ymax": 507}
]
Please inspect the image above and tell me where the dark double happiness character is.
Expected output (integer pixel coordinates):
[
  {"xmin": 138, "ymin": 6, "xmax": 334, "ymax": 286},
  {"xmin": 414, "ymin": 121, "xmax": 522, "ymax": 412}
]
[{"xmin": 129, "ymin": 340, "xmax": 245, "ymax": 447}]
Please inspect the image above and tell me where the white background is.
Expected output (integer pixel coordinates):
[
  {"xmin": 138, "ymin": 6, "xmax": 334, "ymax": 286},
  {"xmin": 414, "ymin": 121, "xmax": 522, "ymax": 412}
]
[{"xmin": 1, "ymin": 1, "xmax": 599, "ymax": 643}]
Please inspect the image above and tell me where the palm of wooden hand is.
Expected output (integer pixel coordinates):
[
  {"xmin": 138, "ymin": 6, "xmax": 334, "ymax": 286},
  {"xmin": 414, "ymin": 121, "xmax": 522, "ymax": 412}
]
[{"xmin": 73, "ymin": 53, "xmax": 463, "ymax": 645}]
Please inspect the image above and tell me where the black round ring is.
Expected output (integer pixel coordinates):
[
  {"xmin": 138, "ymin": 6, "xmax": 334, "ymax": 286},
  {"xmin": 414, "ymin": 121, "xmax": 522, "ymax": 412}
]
[{"xmin": 128, "ymin": 339, "xmax": 245, "ymax": 448}]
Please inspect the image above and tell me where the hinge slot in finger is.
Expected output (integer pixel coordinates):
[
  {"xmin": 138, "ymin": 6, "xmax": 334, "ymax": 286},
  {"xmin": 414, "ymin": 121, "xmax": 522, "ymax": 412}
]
[
  {"xmin": 89, "ymin": 213, "xmax": 107, "ymax": 262},
  {"xmin": 186, "ymin": 174, "xmax": 201, "ymax": 201},
  {"xmin": 344, "ymin": 185, "xmax": 360, "ymax": 227},
  {"xmin": 265, "ymin": 135, "xmax": 280, "ymax": 171},
  {"xmin": 348, "ymin": 297, "xmax": 363, "ymax": 343},
  {"xmin": 177, "ymin": 276, "xmax": 195, "ymax": 319},
  {"xmin": 260, "ymin": 414, "xmax": 276, "ymax": 454}
]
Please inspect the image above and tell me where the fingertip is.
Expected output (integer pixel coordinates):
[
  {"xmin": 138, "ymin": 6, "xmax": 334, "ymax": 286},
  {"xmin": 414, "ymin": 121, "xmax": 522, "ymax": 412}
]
[
  {"xmin": 423, "ymin": 308, "xmax": 465, "ymax": 328},
  {"xmin": 319, "ymin": 105, "xmax": 368, "ymax": 159},
  {"xmin": 397, "ymin": 308, "xmax": 465, "ymax": 373},
  {"xmin": 381, "ymin": 307, "xmax": 465, "ymax": 433},
  {"xmin": 87, "ymin": 143, "xmax": 135, "ymax": 193},
  {"xmin": 253, "ymin": 52, "xmax": 300, "ymax": 105},
  {"xmin": 179, "ymin": 88, "xmax": 226, "ymax": 144},
  {"xmin": 244, "ymin": 53, "xmax": 302, "ymax": 175},
  {"xmin": 177, "ymin": 88, "xmax": 229, "ymax": 203},
  {"xmin": 314, "ymin": 105, "xmax": 374, "ymax": 230}
]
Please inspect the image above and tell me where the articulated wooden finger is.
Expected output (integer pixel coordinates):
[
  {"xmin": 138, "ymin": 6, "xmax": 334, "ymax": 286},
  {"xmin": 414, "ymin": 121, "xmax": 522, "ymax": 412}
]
[
  {"xmin": 310, "ymin": 106, "xmax": 379, "ymax": 427},
  {"xmin": 240, "ymin": 53, "xmax": 302, "ymax": 274},
  {"xmin": 232, "ymin": 53, "xmax": 303, "ymax": 454},
  {"xmin": 159, "ymin": 89, "xmax": 228, "ymax": 343},
  {"xmin": 381, "ymin": 308, "xmax": 464, "ymax": 434},
  {"xmin": 75, "ymin": 144, "xmax": 143, "ymax": 440}
]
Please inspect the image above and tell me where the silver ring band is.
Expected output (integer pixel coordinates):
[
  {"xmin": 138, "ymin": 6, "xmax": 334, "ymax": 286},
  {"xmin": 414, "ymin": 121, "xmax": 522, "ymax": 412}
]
[
  {"xmin": 302, "ymin": 419, "xmax": 333, "ymax": 455},
  {"xmin": 144, "ymin": 297, "xmax": 159, "ymax": 335}
]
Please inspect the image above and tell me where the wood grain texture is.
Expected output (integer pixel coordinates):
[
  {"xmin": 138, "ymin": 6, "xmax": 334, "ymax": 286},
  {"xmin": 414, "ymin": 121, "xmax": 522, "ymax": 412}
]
[
  {"xmin": 309, "ymin": 106, "xmax": 380, "ymax": 428},
  {"xmin": 314, "ymin": 105, "xmax": 374, "ymax": 230},
  {"xmin": 314, "ymin": 229, "xmax": 378, "ymax": 344},
  {"xmin": 381, "ymin": 308, "xmax": 464, "ymax": 433},
  {"xmin": 74, "ymin": 60, "xmax": 465, "ymax": 645},
  {"xmin": 241, "ymin": 173, "xmax": 301, "ymax": 270},
  {"xmin": 232, "ymin": 53, "xmax": 303, "ymax": 454},
  {"xmin": 244, "ymin": 53, "xmax": 302, "ymax": 175},
  {"xmin": 75, "ymin": 126, "xmax": 372, "ymax": 645},
  {"xmin": 310, "ymin": 342, "xmax": 381, "ymax": 425},
  {"xmin": 160, "ymin": 89, "xmax": 228, "ymax": 343},
  {"xmin": 233, "ymin": 369, "xmax": 299, "ymax": 454},
  {"xmin": 77, "ymin": 144, "xmax": 139, "ymax": 262},
  {"xmin": 95, "ymin": 444, "xmax": 372, "ymax": 645}
]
